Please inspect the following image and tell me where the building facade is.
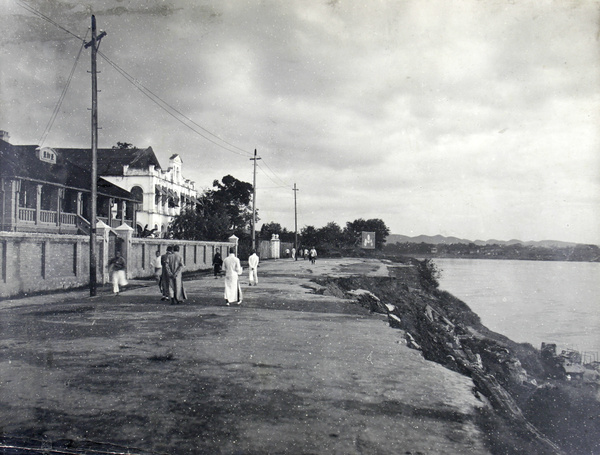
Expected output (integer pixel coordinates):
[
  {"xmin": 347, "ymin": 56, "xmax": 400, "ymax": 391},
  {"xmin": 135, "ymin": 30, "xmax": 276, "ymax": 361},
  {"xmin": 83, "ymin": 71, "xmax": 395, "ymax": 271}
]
[
  {"xmin": 1, "ymin": 133, "xmax": 200, "ymax": 238},
  {"xmin": 0, "ymin": 134, "xmax": 138, "ymax": 235},
  {"xmin": 101, "ymin": 152, "xmax": 199, "ymax": 238}
]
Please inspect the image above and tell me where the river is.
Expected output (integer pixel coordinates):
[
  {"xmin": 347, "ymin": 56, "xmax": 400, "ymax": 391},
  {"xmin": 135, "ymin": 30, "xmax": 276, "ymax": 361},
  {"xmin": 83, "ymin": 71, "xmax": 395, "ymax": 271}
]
[{"xmin": 434, "ymin": 258, "xmax": 600, "ymax": 355}]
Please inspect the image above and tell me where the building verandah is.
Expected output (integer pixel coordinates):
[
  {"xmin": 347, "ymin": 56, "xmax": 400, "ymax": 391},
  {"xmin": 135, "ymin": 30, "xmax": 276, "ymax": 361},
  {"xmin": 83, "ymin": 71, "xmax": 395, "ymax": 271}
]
[
  {"xmin": 0, "ymin": 139, "xmax": 138, "ymax": 235},
  {"xmin": 0, "ymin": 178, "xmax": 137, "ymax": 234}
]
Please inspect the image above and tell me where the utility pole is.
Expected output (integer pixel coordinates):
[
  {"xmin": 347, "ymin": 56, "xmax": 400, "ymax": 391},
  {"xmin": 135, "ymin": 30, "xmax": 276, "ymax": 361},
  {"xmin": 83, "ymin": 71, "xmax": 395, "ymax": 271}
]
[
  {"xmin": 85, "ymin": 16, "xmax": 106, "ymax": 296},
  {"xmin": 293, "ymin": 183, "xmax": 299, "ymax": 250},
  {"xmin": 250, "ymin": 149, "xmax": 261, "ymax": 251}
]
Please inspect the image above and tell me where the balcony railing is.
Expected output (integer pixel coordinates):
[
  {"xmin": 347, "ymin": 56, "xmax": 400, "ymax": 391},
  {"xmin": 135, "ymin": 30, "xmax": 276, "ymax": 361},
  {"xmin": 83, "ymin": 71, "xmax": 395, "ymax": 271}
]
[
  {"xmin": 39, "ymin": 210, "xmax": 56, "ymax": 224},
  {"xmin": 60, "ymin": 212, "xmax": 77, "ymax": 225},
  {"xmin": 17, "ymin": 207, "xmax": 132, "ymax": 232},
  {"xmin": 18, "ymin": 207, "xmax": 36, "ymax": 222},
  {"xmin": 18, "ymin": 207, "xmax": 78, "ymax": 226}
]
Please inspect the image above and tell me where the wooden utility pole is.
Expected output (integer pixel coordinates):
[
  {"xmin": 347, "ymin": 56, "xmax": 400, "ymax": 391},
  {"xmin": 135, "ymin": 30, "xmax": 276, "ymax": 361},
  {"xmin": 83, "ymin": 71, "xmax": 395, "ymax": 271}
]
[
  {"xmin": 250, "ymin": 149, "xmax": 261, "ymax": 251},
  {"xmin": 85, "ymin": 16, "xmax": 106, "ymax": 296},
  {"xmin": 293, "ymin": 183, "xmax": 299, "ymax": 250}
]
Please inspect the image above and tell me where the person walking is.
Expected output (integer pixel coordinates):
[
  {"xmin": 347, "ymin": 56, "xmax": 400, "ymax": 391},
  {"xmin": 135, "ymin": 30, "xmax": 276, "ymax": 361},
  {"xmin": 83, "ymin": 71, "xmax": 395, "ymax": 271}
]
[
  {"xmin": 291, "ymin": 247, "xmax": 296, "ymax": 260},
  {"xmin": 151, "ymin": 250, "xmax": 163, "ymax": 294},
  {"xmin": 212, "ymin": 251, "xmax": 223, "ymax": 279},
  {"xmin": 160, "ymin": 246, "xmax": 173, "ymax": 301},
  {"xmin": 166, "ymin": 245, "xmax": 186, "ymax": 305},
  {"xmin": 310, "ymin": 247, "xmax": 317, "ymax": 264},
  {"xmin": 248, "ymin": 250, "xmax": 259, "ymax": 286},
  {"xmin": 223, "ymin": 247, "xmax": 243, "ymax": 305},
  {"xmin": 108, "ymin": 250, "xmax": 127, "ymax": 296}
]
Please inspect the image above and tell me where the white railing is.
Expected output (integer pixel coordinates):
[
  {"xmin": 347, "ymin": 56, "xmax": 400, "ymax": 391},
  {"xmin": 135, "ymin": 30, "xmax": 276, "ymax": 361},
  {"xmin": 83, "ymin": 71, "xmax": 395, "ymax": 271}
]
[
  {"xmin": 39, "ymin": 210, "xmax": 56, "ymax": 223},
  {"xmin": 60, "ymin": 212, "xmax": 77, "ymax": 225},
  {"xmin": 18, "ymin": 207, "xmax": 35, "ymax": 222}
]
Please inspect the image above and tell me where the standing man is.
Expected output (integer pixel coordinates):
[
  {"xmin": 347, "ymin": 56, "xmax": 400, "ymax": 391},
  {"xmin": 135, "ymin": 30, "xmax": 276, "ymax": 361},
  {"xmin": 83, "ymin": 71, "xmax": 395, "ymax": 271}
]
[
  {"xmin": 166, "ymin": 245, "xmax": 186, "ymax": 305},
  {"xmin": 108, "ymin": 250, "xmax": 127, "ymax": 296},
  {"xmin": 160, "ymin": 246, "xmax": 172, "ymax": 301},
  {"xmin": 212, "ymin": 251, "xmax": 223, "ymax": 279},
  {"xmin": 223, "ymin": 247, "xmax": 243, "ymax": 305},
  {"xmin": 248, "ymin": 250, "xmax": 259, "ymax": 286}
]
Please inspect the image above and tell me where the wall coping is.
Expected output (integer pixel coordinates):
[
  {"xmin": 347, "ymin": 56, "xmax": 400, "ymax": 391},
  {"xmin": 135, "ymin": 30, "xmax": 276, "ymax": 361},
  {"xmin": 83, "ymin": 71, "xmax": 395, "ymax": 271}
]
[{"xmin": 0, "ymin": 232, "xmax": 88, "ymax": 241}]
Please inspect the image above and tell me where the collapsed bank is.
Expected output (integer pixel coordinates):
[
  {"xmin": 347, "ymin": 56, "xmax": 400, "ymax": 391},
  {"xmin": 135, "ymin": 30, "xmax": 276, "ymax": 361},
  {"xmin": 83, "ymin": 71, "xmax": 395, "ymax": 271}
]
[{"xmin": 321, "ymin": 257, "xmax": 600, "ymax": 455}]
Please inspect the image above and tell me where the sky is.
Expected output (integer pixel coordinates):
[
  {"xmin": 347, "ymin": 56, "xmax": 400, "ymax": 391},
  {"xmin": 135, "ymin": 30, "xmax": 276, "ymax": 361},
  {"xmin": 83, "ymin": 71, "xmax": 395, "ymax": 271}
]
[{"xmin": 1, "ymin": 0, "xmax": 599, "ymax": 244}]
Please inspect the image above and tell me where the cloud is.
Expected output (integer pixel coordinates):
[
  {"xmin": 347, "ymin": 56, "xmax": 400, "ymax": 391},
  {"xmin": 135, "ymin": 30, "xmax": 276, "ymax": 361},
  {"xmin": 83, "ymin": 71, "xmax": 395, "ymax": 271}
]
[{"xmin": 1, "ymin": 0, "xmax": 599, "ymax": 244}]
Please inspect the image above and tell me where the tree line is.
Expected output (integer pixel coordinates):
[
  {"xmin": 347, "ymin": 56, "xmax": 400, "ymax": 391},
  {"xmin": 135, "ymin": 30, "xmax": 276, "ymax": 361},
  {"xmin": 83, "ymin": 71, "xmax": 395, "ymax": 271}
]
[
  {"xmin": 385, "ymin": 241, "xmax": 600, "ymax": 262},
  {"xmin": 167, "ymin": 174, "xmax": 390, "ymax": 258}
]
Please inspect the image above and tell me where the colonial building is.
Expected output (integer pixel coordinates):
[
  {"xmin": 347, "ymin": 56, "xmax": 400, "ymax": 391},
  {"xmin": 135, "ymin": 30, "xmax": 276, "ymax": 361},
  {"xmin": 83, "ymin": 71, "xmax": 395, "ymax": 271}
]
[
  {"xmin": 53, "ymin": 145, "xmax": 198, "ymax": 237},
  {"xmin": 0, "ymin": 134, "xmax": 138, "ymax": 234},
  {"xmin": 0, "ymin": 132, "xmax": 199, "ymax": 237}
]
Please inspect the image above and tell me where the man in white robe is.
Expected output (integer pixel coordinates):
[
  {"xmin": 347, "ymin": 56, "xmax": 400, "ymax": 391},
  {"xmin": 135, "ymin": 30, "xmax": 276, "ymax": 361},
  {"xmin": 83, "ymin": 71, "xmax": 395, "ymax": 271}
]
[
  {"xmin": 248, "ymin": 250, "xmax": 259, "ymax": 286},
  {"xmin": 223, "ymin": 247, "xmax": 243, "ymax": 305}
]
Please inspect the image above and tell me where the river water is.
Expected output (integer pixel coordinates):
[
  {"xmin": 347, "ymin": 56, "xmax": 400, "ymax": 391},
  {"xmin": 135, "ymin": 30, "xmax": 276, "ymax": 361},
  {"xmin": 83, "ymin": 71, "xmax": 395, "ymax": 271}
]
[{"xmin": 434, "ymin": 258, "xmax": 600, "ymax": 355}]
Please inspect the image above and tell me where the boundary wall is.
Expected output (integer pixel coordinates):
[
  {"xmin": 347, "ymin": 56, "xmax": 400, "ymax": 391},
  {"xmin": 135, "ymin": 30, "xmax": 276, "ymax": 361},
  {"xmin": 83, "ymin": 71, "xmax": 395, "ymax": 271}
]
[{"xmin": 0, "ymin": 227, "xmax": 235, "ymax": 298}]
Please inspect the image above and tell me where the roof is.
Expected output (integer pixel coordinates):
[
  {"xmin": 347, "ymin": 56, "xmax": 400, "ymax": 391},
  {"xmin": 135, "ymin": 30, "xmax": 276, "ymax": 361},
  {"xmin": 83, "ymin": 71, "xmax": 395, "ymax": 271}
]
[
  {"xmin": 0, "ymin": 139, "xmax": 135, "ymax": 200},
  {"xmin": 54, "ymin": 146, "xmax": 162, "ymax": 176}
]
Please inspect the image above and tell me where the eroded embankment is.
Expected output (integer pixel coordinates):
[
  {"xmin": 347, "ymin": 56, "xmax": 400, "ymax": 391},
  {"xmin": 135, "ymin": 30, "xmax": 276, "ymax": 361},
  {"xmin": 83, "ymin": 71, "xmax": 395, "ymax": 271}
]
[{"xmin": 316, "ymin": 257, "xmax": 600, "ymax": 455}]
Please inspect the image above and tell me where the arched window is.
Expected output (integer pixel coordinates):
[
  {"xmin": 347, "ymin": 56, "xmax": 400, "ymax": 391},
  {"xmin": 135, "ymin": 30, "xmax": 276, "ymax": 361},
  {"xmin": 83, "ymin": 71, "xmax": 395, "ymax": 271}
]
[{"xmin": 130, "ymin": 186, "xmax": 143, "ymax": 205}]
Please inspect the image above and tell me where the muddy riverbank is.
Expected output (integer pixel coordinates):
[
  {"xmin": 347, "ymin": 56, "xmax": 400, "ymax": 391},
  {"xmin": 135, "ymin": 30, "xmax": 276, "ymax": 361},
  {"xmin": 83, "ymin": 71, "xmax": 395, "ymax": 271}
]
[{"xmin": 324, "ymin": 256, "xmax": 600, "ymax": 455}]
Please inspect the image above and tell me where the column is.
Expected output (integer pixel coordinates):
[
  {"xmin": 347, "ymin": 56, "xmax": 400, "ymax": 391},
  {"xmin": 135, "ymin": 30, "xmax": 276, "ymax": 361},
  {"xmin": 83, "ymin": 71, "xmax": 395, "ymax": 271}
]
[
  {"xmin": 96, "ymin": 220, "xmax": 111, "ymax": 284},
  {"xmin": 115, "ymin": 223, "xmax": 134, "ymax": 279},
  {"xmin": 35, "ymin": 184, "xmax": 42, "ymax": 225}
]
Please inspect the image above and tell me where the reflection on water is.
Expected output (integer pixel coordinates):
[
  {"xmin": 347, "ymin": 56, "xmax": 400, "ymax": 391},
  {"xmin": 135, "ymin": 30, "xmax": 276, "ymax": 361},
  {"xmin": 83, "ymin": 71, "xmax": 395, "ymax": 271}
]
[{"xmin": 434, "ymin": 258, "xmax": 600, "ymax": 353}]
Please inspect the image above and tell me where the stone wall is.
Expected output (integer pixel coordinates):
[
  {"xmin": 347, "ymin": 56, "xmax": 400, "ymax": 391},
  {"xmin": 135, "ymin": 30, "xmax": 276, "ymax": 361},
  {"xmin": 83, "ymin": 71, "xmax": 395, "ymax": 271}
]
[
  {"xmin": 0, "ymin": 228, "xmax": 235, "ymax": 298},
  {"xmin": 0, "ymin": 232, "xmax": 98, "ymax": 297}
]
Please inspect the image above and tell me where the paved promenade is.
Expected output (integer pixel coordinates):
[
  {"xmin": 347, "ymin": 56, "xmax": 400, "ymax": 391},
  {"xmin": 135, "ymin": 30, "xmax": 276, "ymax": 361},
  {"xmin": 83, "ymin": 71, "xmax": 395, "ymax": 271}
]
[{"xmin": 0, "ymin": 258, "xmax": 490, "ymax": 454}]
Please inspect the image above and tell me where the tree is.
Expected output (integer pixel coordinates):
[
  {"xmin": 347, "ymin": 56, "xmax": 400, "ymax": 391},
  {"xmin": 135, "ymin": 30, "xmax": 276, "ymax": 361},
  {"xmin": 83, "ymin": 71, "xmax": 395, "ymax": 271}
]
[
  {"xmin": 210, "ymin": 175, "xmax": 255, "ymax": 233},
  {"xmin": 112, "ymin": 142, "xmax": 135, "ymax": 149},
  {"xmin": 168, "ymin": 175, "xmax": 254, "ymax": 242},
  {"xmin": 343, "ymin": 218, "xmax": 390, "ymax": 250},
  {"xmin": 317, "ymin": 222, "xmax": 343, "ymax": 249},
  {"xmin": 259, "ymin": 222, "xmax": 295, "ymax": 243},
  {"xmin": 300, "ymin": 225, "xmax": 319, "ymax": 248},
  {"xmin": 259, "ymin": 222, "xmax": 283, "ymax": 240}
]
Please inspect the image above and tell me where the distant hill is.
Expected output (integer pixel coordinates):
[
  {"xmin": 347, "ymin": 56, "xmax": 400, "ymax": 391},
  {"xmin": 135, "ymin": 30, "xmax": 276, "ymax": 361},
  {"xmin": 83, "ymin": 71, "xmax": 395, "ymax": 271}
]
[{"xmin": 386, "ymin": 234, "xmax": 581, "ymax": 248}]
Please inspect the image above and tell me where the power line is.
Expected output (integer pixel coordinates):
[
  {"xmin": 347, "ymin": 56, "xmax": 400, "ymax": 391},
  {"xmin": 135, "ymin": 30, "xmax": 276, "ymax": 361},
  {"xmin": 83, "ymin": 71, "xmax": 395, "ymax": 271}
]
[
  {"xmin": 38, "ymin": 32, "xmax": 88, "ymax": 147},
  {"xmin": 257, "ymin": 163, "xmax": 288, "ymax": 189},
  {"xmin": 259, "ymin": 158, "xmax": 292, "ymax": 188},
  {"xmin": 17, "ymin": 0, "xmax": 251, "ymax": 157},
  {"xmin": 17, "ymin": 0, "xmax": 298, "ymax": 193},
  {"xmin": 98, "ymin": 51, "xmax": 253, "ymax": 157},
  {"xmin": 17, "ymin": 1, "xmax": 85, "ymax": 42}
]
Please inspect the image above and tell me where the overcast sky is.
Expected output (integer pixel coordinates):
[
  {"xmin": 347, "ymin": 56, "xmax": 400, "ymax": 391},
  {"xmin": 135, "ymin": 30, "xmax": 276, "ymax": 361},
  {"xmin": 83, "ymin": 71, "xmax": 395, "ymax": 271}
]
[{"xmin": 1, "ymin": 0, "xmax": 599, "ymax": 244}]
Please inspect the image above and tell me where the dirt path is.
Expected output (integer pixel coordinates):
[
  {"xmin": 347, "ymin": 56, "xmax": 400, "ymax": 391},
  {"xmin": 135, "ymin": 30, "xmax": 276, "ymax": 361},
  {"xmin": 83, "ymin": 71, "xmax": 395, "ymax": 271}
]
[{"xmin": 0, "ymin": 258, "xmax": 491, "ymax": 454}]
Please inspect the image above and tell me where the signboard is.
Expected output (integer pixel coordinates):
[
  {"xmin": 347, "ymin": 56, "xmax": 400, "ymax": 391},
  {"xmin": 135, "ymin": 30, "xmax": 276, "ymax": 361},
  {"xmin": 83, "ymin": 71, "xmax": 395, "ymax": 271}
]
[
  {"xmin": 361, "ymin": 231, "xmax": 375, "ymax": 249},
  {"xmin": 36, "ymin": 147, "xmax": 57, "ymax": 164}
]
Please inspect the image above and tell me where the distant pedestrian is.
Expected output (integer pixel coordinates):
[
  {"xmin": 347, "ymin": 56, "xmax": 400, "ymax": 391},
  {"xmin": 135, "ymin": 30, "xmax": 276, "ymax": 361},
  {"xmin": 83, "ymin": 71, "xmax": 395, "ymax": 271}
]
[
  {"xmin": 223, "ymin": 247, "xmax": 243, "ymax": 305},
  {"xmin": 166, "ymin": 245, "xmax": 186, "ymax": 305},
  {"xmin": 304, "ymin": 248, "xmax": 309, "ymax": 260},
  {"xmin": 108, "ymin": 250, "xmax": 127, "ymax": 296},
  {"xmin": 285, "ymin": 248, "xmax": 290, "ymax": 258},
  {"xmin": 160, "ymin": 246, "xmax": 173, "ymax": 301},
  {"xmin": 291, "ymin": 247, "xmax": 296, "ymax": 260},
  {"xmin": 151, "ymin": 250, "xmax": 163, "ymax": 294},
  {"xmin": 310, "ymin": 247, "xmax": 317, "ymax": 264},
  {"xmin": 248, "ymin": 250, "xmax": 259, "ymax": 286},
  {"xmin": 213, "ymin": 251, "xmax": 223, "ymax": 278}
]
